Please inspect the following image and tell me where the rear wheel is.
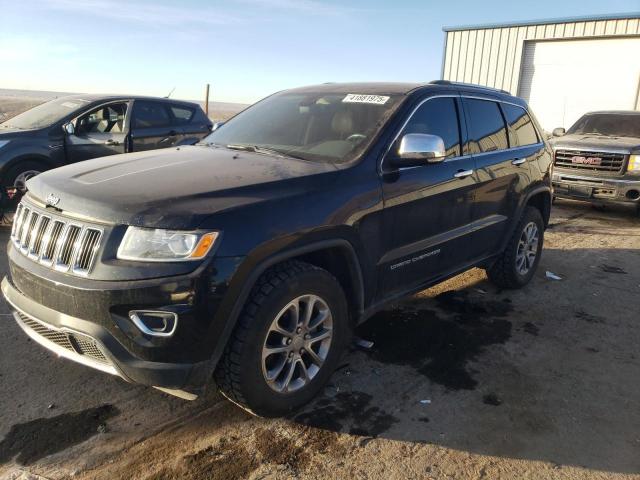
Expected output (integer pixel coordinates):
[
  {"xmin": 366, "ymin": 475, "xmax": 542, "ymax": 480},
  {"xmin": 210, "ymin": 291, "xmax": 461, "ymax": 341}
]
[
  {"xmin": 487, "ymin": 206, "xmax": 544, "ymax": 289},
  {"xmin": 214, "ymin": 260, "xmax": 350, "ymax": 416}
]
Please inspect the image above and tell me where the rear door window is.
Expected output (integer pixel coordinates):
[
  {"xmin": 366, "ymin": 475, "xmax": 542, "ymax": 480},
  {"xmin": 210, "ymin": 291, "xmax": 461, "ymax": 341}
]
[
  {"xmin": 502, "ymin": 104, "xmax": 539, "ymax": 146},
  {"xmin": 170, "ymin": 105, "xmax": 195, "ymax": 125},
  {"xmin": 132, "ymin": 101, "xmax": 171, "ymax": 129},
  {"xmin": 401, "ymin": 97, "xmax": 462, "ymax": 158},
  {"xmin": 464, "ymin": 99, "xmax": 509, "ymax": 153}
]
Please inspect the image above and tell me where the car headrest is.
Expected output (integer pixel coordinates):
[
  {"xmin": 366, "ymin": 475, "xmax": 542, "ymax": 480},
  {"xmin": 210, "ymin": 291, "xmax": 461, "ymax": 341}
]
[{"xmin": 331, "ymin": 111, "xmax": 354, "ymax": 136}]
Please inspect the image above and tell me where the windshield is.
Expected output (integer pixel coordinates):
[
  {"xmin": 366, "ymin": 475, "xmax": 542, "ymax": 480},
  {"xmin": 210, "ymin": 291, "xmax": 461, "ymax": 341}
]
[
  {"xmin": 0, "ymin": 97, "xmax": 90, "ymax": 130},
  {"xmin": 201, "ymin": 91, "xmax": 404, "ymax": 163},
  {"xmin": 567, "ymin": 113, "xmax": 640, "ymax": 138}
]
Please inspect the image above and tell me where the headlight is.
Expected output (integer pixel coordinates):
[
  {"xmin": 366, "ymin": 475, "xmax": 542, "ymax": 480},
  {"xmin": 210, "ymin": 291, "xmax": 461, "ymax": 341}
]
[
  {"xmin": 117, "ymin": 227, "xmax": 219, "ymax": 262},
  {"xmin": 0, "ymin": 140, "xmax": 10, "ymax": 149},
  {"xmin": 628, "ymin": 155, "xmax": 640, "ymax": 174}
]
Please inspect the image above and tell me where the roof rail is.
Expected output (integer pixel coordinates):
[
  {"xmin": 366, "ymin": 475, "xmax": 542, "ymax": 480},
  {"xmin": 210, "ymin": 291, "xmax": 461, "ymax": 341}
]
[{"xmin": 429, "ymin": 80, "xmax": 510, "ymax": 95}]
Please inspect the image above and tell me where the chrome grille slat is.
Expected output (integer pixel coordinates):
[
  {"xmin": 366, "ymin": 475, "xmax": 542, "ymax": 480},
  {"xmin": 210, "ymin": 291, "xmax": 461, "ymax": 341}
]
[
  {"xmin": 29, "ymin": 215, "xmax": 50, "ymax": 259},
  {"xmin": 11, "ymin": 201, "xmax": 103, "ymax": 276},
  {"xmin": 18, "ymin": 208, "xmax": 32, "ymax": 248},
  {"xmin": 554, "ymin": 150, "xmax": 626, "ymax": 175},
  {"xmin": 55, "ymin": 224, "xmax": 81, "ymax": 270},
  {"xmin": 23, "ymin": 212, "xmax": 39, "ymax": 251},
  {"xmin": 41, "ymin": 220, "xmax": 65, "ymax": 265},
  {"xmin": 11, "ymin": 204, "xmax": 23, "ymax": 238}
]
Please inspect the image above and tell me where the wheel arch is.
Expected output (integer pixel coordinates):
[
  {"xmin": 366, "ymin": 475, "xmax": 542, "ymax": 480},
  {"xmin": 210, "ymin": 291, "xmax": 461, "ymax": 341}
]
[
  {"xmin": 202, "ymin": 238, "xmax": 365, "ymax": 381},
  {"xmin": 1, "ymin": 154, "xmax": 54, "ymax": 184},
  {"xmin": 497, "ymin": 185, "xmax": 551, "ymax": 254}
]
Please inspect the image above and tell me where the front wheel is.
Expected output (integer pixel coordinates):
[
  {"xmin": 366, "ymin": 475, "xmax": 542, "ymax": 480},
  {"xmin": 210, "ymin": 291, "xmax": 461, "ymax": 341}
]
[
  {"xmin": 214, "ymin": 260, "xmax": 350, "ymax": 417},
  {"xmin": 487, "ymin": 206, "xmax": 544, "ymax": 289}
]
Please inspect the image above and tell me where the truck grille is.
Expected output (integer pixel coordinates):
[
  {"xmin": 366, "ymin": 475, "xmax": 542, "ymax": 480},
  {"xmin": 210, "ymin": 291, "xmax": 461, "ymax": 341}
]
[
  {"xmin": 554, "ymin": 150, "xmax": 626, "ymax": 175},
  {"xmin": 16, "ymin": 311, "xmax": 109, "ymax": 364},
  {"xmin": 11, "ymin": 202, "xmax": 103, "ymax": 276}
]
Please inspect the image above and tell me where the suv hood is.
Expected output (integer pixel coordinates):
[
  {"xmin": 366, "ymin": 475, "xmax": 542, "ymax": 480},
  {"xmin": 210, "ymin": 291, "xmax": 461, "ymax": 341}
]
[
  {"xmin": 551, "ymin": 133, "xmax": 640, "ymax": 154},
  {"xmin": 26, "ymin": 145, "xmax": 337, "ymax": 229}
]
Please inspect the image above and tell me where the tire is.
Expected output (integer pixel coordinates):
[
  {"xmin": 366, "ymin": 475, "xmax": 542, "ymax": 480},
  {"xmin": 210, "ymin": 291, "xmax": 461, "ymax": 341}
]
[
  {"xmin": 3, "ymin": 161, "xmax": 47, "ymax": 190},
  {"xmin": 214, "ymin": 260, "xmax": 350, "ymax": 417},
  {"xmin": 487, "ymin": 206, "xmax": 544, "ymax": 289}
]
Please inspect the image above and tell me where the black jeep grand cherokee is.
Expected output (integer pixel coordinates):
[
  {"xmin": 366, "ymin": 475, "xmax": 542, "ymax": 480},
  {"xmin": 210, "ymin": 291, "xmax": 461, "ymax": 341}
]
[{"xmin": 2, "ymin": 82, "xmax": 552, "ymax": 416}]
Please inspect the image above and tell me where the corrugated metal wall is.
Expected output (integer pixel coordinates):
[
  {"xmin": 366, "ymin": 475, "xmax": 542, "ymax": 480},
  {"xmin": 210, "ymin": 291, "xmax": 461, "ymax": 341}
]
[{"xmin": 442, "ymin": 17, "xmax": 640, "ymax": 95}]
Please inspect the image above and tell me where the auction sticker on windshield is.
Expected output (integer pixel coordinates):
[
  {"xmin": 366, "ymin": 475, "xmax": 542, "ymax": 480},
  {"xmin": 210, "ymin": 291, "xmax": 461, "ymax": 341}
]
[{"xmin": 342, "ymin": 94, "xmax": 390, "ymax": 105}]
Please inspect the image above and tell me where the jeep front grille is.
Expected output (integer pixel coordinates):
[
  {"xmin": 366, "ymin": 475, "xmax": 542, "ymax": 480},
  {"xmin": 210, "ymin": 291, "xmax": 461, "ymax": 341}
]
[
  {"xmin": 11, "ymin": 202, "xmax": 103, "ymax": 276},
  {"xmin": 554, "ymin": 150, "xmax": 626, "ymax": 175}
]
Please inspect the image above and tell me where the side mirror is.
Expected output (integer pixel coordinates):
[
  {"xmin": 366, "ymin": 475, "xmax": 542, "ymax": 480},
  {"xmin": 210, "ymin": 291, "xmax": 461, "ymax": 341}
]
[
  {"xmin": 211, "ymin": 121, "xmax": 225, "ymax": 132},
  {"xmin": 552, "ymin": 127, "xmax": 565, "ymax": 137},
  {"xmin": 63, "ymin": 122, "xmax": 75, "ymax": 136},
  {"xmin": 391, "ymin": 133, "xmax": 446, "ymax": 168}
]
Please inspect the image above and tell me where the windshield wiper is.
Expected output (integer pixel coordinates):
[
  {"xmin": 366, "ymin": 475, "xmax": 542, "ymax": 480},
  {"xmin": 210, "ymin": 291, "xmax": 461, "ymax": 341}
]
[{"xmin": 225, "ymin": 144, "xmax": 304, "ymax": 160}]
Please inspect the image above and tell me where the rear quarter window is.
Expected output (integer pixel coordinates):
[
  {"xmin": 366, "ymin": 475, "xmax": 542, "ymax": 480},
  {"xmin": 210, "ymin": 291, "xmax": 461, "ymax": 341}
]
[
  {"xmin": 502, "ymin": 103, "xmax": 539, "ymax": 147},
  {"xmin": 170, "ymin": 105, "xmax": 195, "ymax": 125}
]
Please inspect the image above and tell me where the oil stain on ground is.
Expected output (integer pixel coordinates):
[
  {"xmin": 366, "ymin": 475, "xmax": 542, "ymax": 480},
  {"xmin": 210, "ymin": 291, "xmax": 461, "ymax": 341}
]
[
  {"xmin": 356, "ymin": 290, "xmax": 512, "ymax": 390},
  {"xmin": 0, "ymin": 404, "xmax": 118, "ymax": 465},
  {"xmin": 294, "ymin": 391, "xmax": 398, "ymax": 437}
]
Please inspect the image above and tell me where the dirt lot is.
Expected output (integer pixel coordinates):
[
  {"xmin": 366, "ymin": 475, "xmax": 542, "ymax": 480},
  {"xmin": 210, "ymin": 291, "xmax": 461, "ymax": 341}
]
[{"xmin": 1, "ymin": 201, "xmax": 639, "ymax": 480}]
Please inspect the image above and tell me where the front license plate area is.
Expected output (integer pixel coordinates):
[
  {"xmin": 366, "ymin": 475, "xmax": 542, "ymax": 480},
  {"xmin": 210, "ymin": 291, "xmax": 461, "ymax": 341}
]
[{"xmin": 568, "ymin": 185, "xmax": 593, "ymax": 198}]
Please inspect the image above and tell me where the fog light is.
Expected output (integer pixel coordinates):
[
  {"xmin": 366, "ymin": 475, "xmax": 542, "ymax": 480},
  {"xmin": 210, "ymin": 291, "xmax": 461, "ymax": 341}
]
[
  {"xmin": 129, "ymin": 310, "xmax": 178, "ymax": 337},
  {"xmin": 626, "ymin": 190, "xmax": 640, "ymax": 200}
]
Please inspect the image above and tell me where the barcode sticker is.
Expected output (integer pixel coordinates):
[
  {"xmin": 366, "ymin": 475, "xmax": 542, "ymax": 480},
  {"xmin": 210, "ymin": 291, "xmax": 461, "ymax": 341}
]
[{"xmin": 342, "ymin": 94, "xmax": 390, "ymax": 105}]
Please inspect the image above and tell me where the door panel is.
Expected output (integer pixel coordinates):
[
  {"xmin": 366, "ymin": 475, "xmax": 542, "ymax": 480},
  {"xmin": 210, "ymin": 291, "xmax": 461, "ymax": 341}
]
[
  {"xmin": 130, "ymin": 101, "xmax": 178, "ymax": 151},
  {"xmin": 65, "ymin": 102, "xmax": 128, "ymax": 163},
  {"xmin": 66, "ymin": 132, "xmax": 126, "ymax": 163},
  {"xmin": 462, "ymin": 98, "xmax": 538, "ymax": 259},
  {"xmin": 378, "ymin": 95, "xmax": 477, "ymax": 298}
]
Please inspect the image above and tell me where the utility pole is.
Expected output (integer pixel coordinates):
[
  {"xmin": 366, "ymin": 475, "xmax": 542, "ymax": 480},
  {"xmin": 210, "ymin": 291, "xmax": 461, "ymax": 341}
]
[{"xmin": 204, "ymin": 83, "xmax": 210, "ymax": 117}]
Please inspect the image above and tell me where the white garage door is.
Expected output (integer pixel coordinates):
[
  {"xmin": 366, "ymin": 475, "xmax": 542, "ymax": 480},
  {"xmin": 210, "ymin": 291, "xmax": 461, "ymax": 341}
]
[{"xmin": 518, "ymin": 37, "xmax": 640, "ymax": 132}]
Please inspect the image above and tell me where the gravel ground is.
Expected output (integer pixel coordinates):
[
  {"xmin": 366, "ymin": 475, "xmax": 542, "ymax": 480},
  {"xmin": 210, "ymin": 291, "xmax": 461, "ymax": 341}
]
[{"xmin": 1, "ymin": 200, "xmax": 639, "ymax": 480}]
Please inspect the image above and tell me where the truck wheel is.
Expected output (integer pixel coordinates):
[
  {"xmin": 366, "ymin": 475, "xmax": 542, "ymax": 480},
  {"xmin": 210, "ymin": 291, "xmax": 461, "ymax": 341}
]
[
  {"xmin": 214, "ymin": 260, "xmax": 350, "ymax": 417},
  {"xmin": 4, "ymin": 161, "xmax": 47, "ymax": 190},
  {"xmin": 487, "ymin": 206, "xmax": 544, "ymax": 289}
]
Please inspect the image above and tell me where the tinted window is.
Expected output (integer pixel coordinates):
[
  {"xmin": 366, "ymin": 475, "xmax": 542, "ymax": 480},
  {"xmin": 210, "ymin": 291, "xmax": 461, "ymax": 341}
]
[
  {"xmin": 502, "ymin": 104, "xmax": 538, "ymax": 146},
  {"xmin": 465, "ymin": 99, "xmax": 509, "ymax": 153},
  {"xmin": 76, "ymin": 103, "xmax": 127, "ymax": 135},
  {"xmin": 401, "ymin": 97, "xmax": 461, "ymax": 158},
  {"xmin": 203, "ymin": 91, "xmax": 404, "ymax": 164},
  {"xmin": 171, "ymin": 105, "xmax": 195, "ymax": 125},
  {"xmin": 132, "ymin": 102, "xmax": 170, "ymax": 128},
  {"xmin": 567, "ymin": 113, "xmax": 640, "ymax": 138}
]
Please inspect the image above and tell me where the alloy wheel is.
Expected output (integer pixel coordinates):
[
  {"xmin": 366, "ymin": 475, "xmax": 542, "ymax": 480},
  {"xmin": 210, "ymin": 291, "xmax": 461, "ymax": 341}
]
[
  {"xmin": 515, "ymin": 221, "xmax": 539, "ymax": 275},
  {"xmin": 261, "ymin": 294, "xmax": 333, "ymax": 393}
]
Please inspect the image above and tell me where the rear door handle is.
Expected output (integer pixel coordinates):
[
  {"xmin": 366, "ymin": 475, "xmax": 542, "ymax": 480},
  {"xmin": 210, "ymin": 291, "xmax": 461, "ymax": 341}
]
[
  {"xmin": 454, "ymin": 169, "xmax": 474, "ymax": 179},
  {"xmin": 105, "ymin": 139, "xmax": 120, "ymax": 146},
  {"xmin": 512, "ymin": 158, "xmax": 526, "ymax": 166}
]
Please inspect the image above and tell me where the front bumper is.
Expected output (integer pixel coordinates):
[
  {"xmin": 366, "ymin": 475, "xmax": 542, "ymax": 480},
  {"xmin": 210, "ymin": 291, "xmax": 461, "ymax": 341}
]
[
  {"xmin": 2, "ymin": 276, "xmax": 200, "ymax": 390},
  {"xmin": 552, "ymin": 171, "xmax": 640, "ymax": 205}
]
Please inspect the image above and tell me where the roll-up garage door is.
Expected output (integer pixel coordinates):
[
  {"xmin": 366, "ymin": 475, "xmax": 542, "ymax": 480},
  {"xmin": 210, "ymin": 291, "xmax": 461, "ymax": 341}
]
[{"xmin": 518, "ymin": 37, "xmax": 640, "ymax": 132}]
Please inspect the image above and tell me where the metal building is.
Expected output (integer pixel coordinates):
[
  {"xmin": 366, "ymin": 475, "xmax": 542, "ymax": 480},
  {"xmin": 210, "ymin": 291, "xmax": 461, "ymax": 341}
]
[{"xmin": 441, "ymin": 13, "xmax": 640, "ymax": 131}]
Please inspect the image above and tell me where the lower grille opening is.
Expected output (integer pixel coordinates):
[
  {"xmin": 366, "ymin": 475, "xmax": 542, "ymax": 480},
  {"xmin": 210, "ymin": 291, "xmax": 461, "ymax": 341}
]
[{"xmin": 16, "ymin": 312, "xmax": 109, "ymax": 365}]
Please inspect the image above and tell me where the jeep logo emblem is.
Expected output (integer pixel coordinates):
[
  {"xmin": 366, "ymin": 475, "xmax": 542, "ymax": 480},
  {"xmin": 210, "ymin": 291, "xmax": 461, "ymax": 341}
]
[{"xmin": 46, "ymin": 193, "xmax": 60, "ymax": 207}]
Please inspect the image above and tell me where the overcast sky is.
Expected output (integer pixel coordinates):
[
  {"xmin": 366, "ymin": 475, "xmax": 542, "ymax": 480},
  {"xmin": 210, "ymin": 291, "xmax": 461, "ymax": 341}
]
[{"xmin": 1, "ymin": 0, "xmax": 638, "ymax": 104}]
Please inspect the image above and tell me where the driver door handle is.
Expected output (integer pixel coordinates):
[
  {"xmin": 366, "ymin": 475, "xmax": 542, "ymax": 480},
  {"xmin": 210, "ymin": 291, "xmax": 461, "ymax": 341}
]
[
  {"xmin": 512, "ymin": 158, "xmax": 526, "ymax": 166},
  {"xmin": 104, "ymin": 139, "xmax": 120, "ymax": 146},
  {"xmin": 454, "ymin": 169, "xmax": 474, "ymax": 179}
]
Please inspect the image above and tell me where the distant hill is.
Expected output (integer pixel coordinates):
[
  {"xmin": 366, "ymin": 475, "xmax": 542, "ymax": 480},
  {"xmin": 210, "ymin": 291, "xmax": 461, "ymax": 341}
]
[{"xmin": 0, "ymin": 88, "xmax": 248, "ymax": 122}]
